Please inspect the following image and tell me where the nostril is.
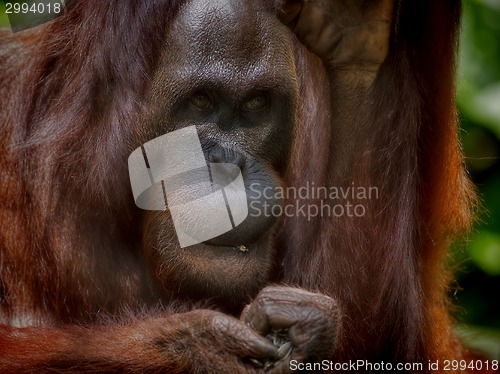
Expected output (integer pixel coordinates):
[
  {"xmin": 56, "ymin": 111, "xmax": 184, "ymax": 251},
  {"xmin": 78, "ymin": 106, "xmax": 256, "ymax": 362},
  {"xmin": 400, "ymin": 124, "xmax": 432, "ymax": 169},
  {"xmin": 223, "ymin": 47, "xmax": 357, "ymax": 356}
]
[
  {"xmin": 208, "ymin": 146, "xmax": 246, "ymax": 168},
  {"xmin": 208, "ymin": 147, "xmax": 224, "ymax": 163},
  {"xmin": 232, "ymin": 152, "xmax": 246, "ymax": 169}
]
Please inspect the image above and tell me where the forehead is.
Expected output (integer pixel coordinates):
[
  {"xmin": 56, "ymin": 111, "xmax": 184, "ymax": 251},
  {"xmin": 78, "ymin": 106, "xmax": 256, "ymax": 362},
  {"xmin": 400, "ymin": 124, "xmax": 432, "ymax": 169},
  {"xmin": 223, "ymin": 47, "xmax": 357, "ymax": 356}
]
[{"xmin": 166, "ymin": 0, "xmax": 295, "ymax": 80}]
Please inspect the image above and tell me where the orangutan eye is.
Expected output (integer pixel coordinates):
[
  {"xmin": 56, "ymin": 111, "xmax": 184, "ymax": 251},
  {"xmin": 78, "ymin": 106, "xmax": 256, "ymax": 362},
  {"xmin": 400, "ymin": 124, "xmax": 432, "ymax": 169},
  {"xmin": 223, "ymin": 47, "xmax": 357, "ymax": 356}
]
[
  {"xmin": 243, "ymin": 93, "xmax": 269, "ymax": 111},
  {"xmin": 190, "ymin": 91, "xmax": 213, "ymax": 110}
]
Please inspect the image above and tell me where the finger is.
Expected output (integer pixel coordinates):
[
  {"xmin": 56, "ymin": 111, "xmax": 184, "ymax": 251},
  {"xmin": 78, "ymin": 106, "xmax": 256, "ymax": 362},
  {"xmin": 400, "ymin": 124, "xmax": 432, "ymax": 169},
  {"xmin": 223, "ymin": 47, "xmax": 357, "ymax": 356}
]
[
  {"xmin": 277, "ymin": 0, "xmax": 303, "ymax": 27},
  {"xmin": 240, "ymin": 303, "xmax": 251, "ymax": 322},
  {"xmin": 243, "ymin": 287, "xmax": 317, "ymax": 333},
  {"xmin": 261, "ymin": 287, "xmax": 338, "ymax": 310},
  {"xmin": 292, "ymin": 2, "xmax": 338, "ymax": 56},
  {"xmin": 243, "ymin": 301, "xmax": 272, "ymax": 335},
  {"xmin": 257, "ymin": 286, "xmax": 331, "ymax": 306},
  {"xmin": 212, "ymin": 314, "xmax": 278, "ymax": 358},
  {"xmin": 245, "ymin": 302, "xmax": 303, "ymax": 334}
]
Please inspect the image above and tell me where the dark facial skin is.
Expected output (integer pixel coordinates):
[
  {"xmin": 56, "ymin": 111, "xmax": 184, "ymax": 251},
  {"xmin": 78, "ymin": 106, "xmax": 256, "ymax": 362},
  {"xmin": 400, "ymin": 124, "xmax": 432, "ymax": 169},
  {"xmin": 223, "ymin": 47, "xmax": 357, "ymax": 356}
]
[{"xmin": 139, "ymin": 0, "xmax": 299, "ymax": 303}]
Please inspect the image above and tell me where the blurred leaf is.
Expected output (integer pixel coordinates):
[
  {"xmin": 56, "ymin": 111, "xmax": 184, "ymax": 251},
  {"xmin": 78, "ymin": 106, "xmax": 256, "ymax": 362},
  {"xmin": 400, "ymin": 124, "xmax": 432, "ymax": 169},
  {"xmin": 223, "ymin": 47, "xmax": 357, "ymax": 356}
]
[
  {"xmin": 466, "ymin": 84, "xmax": 500, "ymax": 139},
  {"xmin": 468, "ymin": 231, "xmax": 500, "ymax": 275},
  {"xmin": 457, "ymin": 324, "xmax": 500, "ymax": 360},
  {"xmin": 0, "ymin": 2, "xmax": 10, "ymax": 27},
  {"xmin": 458, "ymin": 0, "xmax": 500, "ymax": 138},
  {"xmin": 475, "ymin": 0, "xmax": 500, "ymax": 12}
]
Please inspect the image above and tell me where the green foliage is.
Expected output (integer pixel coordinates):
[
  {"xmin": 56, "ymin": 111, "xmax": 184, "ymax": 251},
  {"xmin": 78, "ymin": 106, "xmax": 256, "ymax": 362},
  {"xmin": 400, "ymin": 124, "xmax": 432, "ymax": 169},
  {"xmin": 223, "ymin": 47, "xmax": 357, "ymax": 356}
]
[
  {"xmin": 0, "ymin": 2, "xmax": 10, "ymax": 26},
  {"xmin": 458, "ymin": 0, "xmax": 500, "ymax": 280},
  {"xmin": 469, "ymin": 231, "xmax": 500, "ymax": 276},
  {"xmin": 455, "ymin": 0, "xmax": 500, "ymax": 355},
  {"xmin": 459, "ymin": 0, "xmax": 500, "ymax": 137}
]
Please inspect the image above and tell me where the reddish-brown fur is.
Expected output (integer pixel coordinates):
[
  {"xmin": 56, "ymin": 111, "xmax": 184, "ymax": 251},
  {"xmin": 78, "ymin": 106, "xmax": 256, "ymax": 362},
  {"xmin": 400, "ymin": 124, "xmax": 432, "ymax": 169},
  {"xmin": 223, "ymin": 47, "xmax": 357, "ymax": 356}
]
[
  {"xmin": 0, "ymin": 0, "xmax": 493, "ymax": 373},
  {"xmin": 279, "ymin": 0, "xmax": 477, "ymax": 366}
]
